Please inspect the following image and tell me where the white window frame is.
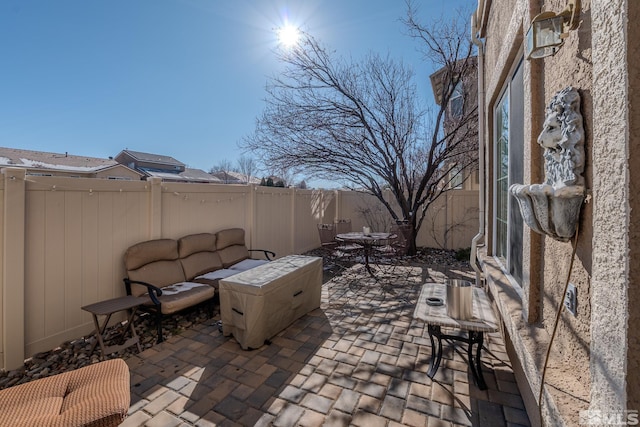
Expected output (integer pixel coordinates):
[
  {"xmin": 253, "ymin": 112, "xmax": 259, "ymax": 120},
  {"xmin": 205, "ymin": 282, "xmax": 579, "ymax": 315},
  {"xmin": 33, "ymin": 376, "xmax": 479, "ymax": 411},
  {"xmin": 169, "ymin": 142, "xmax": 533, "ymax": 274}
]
[
  {"xmin": 449, "ymin": 165, "xmax": 464, "ymax": 189},
  {"xmin": 492, "ymin": 57, "xmax": 524, "ymax": 288},
  {"xmin": 449, "ymin": 81, "xmax": 465, "ymax": 119}
]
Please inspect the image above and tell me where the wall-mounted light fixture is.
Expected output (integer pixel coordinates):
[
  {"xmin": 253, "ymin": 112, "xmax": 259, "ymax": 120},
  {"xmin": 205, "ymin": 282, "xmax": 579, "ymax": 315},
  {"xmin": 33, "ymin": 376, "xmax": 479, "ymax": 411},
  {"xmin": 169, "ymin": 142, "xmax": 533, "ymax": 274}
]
[{"xmin": 525, "ymin": 0, "xmax": 581, "ymax": 60}]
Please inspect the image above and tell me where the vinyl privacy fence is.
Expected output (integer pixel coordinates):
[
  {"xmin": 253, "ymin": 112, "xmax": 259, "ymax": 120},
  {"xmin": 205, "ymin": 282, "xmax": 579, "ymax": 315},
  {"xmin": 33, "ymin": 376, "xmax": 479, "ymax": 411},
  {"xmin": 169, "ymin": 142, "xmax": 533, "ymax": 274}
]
[{"xmin": 0, "ymin": 168, "xmax": 478, "ymax": 370}]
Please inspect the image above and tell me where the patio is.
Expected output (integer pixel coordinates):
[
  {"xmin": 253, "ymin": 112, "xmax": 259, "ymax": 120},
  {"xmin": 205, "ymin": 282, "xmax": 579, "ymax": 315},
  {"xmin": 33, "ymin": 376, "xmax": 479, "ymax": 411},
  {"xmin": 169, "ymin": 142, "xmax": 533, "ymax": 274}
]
[{"xmin": 121, "ymin": 255, "xmax": 531, "ymax": 427}]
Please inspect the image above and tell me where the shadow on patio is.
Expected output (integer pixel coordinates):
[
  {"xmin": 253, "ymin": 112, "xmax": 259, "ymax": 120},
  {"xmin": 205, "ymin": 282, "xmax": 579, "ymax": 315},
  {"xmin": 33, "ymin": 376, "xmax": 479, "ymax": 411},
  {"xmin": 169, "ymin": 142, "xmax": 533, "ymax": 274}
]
[{"xmin": 122, "ymin": 261, "xmax": 531, "ymax": 427}]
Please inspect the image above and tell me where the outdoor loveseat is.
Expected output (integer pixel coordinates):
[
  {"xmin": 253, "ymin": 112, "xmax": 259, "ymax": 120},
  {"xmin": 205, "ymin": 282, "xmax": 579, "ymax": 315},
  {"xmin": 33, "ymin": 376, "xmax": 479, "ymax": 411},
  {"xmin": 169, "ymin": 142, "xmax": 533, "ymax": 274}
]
[{"xmin": 123, "ymin": 228, "xmax": 274, "ymax": 343}]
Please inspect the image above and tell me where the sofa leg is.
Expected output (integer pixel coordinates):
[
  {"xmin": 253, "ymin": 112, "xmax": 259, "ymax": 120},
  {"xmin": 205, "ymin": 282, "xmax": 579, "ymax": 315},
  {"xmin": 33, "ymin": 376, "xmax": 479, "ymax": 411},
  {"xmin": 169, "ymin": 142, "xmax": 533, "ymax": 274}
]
[
  {"xmin": 156, "ymin": 311, "xmax": 164, "ymax": 343},
  {"xmin": 208, "ymin": 298, "xmax": 215, "ymax": 318}
]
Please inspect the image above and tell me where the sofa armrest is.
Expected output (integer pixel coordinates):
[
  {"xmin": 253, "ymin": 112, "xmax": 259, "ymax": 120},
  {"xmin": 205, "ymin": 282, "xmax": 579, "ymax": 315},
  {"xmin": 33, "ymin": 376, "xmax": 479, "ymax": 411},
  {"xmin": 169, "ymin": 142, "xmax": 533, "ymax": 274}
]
[
  {"xmin": 123, "ymin": 278, "xmax": 163, "ymax": 305},
  {"xmin": 249, "ymin": 249, "xmax": 276, "ymax": 260}
]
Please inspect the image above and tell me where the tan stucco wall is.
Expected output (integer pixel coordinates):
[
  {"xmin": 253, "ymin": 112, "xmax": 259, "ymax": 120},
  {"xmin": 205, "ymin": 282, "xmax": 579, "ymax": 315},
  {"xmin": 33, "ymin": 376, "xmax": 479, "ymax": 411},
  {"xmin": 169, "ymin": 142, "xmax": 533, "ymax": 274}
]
[
  {"xmin": 536, "ymin": 0, "xmax": 593, "ymax": 416},
  {"xmin": 480, "ymin": 0, "xmax": 598, "ymax": 424},
  {"xmin": 628, "ymin": 0, "xmax": 640, "ymax": 411},
  {"xmin": 590, "ymin": 0, "xmax": 635, "ymax": 415},
  {"xmin": 482, "ymin": 0, "xmax": 640, "ymax": 421}
]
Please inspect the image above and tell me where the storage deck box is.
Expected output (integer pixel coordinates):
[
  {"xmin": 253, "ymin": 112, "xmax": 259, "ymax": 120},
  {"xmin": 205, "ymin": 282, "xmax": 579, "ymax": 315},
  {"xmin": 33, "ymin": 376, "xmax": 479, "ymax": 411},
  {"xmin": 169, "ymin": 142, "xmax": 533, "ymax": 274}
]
[{"xmin": 219, "ymin": 255, "xmax": 322, "ymax": 349}]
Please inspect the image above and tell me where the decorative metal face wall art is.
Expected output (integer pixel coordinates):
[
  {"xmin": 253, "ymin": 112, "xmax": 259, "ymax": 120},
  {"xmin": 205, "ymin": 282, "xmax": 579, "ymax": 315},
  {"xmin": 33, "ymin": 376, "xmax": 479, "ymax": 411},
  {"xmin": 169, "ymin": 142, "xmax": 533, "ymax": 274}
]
[{"xmin": 510, "ymin": 86, "xmax": 585, "ymax": 241}]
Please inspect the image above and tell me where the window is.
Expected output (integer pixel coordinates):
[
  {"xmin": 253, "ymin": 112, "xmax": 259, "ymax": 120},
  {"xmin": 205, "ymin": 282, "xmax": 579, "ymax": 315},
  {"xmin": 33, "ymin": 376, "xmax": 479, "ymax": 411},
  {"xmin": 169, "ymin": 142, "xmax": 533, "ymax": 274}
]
[
  {"xmin": 493, "ymin": 59, "xmax": 524, "ymax": 284},
  {"xmin": 495, "ymin": 92, "xmax": 509, "ymax": 260},
  {"xmin": 449, "ymin": 81, "xmax": 464, "ymax": 119},
  {"xmin": 449, "ymin": 165, "xmax": 463, "ymax": 189}
]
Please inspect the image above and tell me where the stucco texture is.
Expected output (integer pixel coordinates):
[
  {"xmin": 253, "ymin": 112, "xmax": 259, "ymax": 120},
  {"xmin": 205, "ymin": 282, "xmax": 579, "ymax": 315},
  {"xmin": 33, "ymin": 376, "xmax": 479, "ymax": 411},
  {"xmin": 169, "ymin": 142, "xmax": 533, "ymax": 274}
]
[
  {"xmin": 627, "ymin": 0, "xmax": 640, "ymax": 411},
  {"xmin": 590, "ymin": 0, "xmax": 634, "ymax": 414},
  {"xmin": 538, "ymin": 0, "xmax": 593, "ymax": 410},
  {"xmin": 480, "ymin": 0, "xmax": 594, "ymax": 424}
]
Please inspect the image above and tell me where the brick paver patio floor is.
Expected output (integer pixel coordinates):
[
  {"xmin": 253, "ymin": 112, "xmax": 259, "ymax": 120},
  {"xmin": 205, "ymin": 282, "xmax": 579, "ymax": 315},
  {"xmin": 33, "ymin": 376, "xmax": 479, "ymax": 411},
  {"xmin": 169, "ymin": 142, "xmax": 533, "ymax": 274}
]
[{"xmin": 122, "ymin": 263, "xmax": 531, "ymax": 427}]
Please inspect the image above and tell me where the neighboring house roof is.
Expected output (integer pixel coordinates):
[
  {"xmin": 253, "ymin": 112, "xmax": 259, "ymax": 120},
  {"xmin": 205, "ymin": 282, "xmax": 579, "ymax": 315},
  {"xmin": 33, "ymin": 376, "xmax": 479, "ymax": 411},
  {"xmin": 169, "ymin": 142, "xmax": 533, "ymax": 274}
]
[
  {"xmin": 0, "ymin": 147, "xmax": 142, "ymax": 177},
  {"xmin": 429, "ymin": 56, "xmax": 478, "ymax": 106},
  {"xmin": 144, "ymin": 168, "xmax": 222, "ymax": 183},
  {"xmin": 210, "ymin": 171, "xmax": 243, "ymax": 184},
  {"xmin": 228, "ymin": 171, "xmax": 261, "ymax": 184},
  {"xmin": 117, "ymin": 149, "xmax": 185, "ymax": 168},
  {"xmin": 115, "ymin": 149, "xmax": 220, "ymax": 183}
]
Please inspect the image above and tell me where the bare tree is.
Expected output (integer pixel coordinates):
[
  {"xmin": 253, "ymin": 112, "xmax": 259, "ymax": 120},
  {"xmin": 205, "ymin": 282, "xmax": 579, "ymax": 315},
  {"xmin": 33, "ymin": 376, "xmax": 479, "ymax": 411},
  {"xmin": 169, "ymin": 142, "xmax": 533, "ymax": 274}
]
[
  {"xmin": 276, "ymin": 167, "xmax": 296, "ymax": 188},
  {"xmin": 210, "ymin": 159, "xmax": 234, "ymax": 184},
  {"xmin": 242, "ymin": 7, "xmax": 477, "ymax": 254},
  {"xmin": 236, "ymin": 156, "xmax": 257, "ymax": 184}
]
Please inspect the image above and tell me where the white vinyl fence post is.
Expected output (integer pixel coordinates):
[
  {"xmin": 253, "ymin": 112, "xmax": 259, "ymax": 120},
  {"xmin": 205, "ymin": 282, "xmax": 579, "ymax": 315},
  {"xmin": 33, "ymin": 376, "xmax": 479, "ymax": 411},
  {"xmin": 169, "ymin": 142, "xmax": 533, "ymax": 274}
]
[{"xmin": 2, "ymin": 167, "xmax": 26, "ymax": 370}]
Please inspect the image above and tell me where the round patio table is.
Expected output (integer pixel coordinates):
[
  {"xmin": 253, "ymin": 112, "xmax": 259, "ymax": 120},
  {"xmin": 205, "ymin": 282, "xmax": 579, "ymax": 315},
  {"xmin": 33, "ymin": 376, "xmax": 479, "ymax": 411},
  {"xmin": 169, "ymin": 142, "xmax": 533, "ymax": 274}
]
[{"xmin": 336, "ymin": 231, "xmax": 393, "ymax": 276}]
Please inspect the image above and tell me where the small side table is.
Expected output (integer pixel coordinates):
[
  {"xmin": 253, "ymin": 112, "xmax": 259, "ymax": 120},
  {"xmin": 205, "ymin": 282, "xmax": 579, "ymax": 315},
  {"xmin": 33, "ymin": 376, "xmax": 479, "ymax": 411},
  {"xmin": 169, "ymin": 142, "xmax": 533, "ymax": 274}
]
[
  {"xmin": 82, "ymin": 295, "xmax": 145, "ymax": 360},
  {"xmin": 413, "ymin": 283, "xmax": 498, "ymax": 389}
]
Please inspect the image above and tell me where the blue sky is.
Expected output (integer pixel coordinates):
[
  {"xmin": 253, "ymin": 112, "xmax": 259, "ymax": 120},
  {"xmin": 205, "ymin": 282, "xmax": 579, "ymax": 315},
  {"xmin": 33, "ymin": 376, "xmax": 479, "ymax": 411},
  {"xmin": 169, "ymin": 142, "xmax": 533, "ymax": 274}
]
[{"xmin": 0, "ymin": 0, "xmax": 472, "ymax": 185}]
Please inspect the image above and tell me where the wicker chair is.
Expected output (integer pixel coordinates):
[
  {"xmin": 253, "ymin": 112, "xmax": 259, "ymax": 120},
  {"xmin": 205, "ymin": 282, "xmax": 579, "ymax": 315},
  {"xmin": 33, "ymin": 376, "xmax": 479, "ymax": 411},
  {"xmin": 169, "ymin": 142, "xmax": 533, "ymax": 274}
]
[
  {"xmin": 374, "ymin": 224, "xmax": 411, "ymax": 260},
  {"xmin": 317, "ymin": 223, "xmax": 359, "ymax": 270},
  {"xmin": 0, "ymin": 358, "xmax": 130, "ymax": 427},
  {"xmin": 334, "ymin": 218, "xmax": 353, "ymax": 234},
  {"xmin": 317, "ymin": 223, "xmax": 338, "ymax": 250}
]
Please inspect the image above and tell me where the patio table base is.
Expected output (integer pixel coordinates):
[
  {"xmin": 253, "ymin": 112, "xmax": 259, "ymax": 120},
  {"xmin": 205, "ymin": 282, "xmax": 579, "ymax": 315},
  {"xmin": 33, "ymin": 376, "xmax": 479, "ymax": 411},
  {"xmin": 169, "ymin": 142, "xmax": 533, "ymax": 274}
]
[
  {"xmin": 414, "ymin": 283, "xmax": 498, "ymax": 391},
  {"xmin": 427, "ymin": 324, "xmax": 488, "ymax": 390}
]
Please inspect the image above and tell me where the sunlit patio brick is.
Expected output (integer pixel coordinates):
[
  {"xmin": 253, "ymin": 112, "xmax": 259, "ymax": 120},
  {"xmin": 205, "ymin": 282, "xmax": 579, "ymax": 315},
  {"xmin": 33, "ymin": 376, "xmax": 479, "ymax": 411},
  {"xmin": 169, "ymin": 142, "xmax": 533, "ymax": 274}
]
[{"xmin": 122, "ymin": 262, "xmax": 530, "ymax": 426}]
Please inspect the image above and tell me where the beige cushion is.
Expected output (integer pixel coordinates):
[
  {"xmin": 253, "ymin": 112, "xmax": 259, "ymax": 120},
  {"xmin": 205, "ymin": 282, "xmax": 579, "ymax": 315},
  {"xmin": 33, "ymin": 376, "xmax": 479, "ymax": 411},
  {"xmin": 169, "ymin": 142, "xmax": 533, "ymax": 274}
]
[
  {"xmin": 194, "ymin": 268, "xmax": 238, "ymax": 289},
  {"xmin": 215, "ymin": 229, "xmax": 251, "ymax": 267},
  {"xmin": 141, "ymin": 282, "xmax": 216, "ymax": 314},
  {"xmin": 178, "ymin": 233, "xmax": 222, "ymax": 280},
  {"xmin": 229, "ymin": 258, "xmax": 269, "ymax": 271},
  {"xmin": 0, "ymin": 358, "xmax": 130, "ymax": 427},
  {"xmin": 178, "ymin": 233, "xmax": 216, "ymax": 257},
  {"xmin": 215, "ymin": 228, "xmax": 245, "ymax": 249},
  {"xmin": 218, "ymin": 245, "xmax": 250, "ymax": 268},
  {"xmin": 124, "ymin": 239, "xmax": 178, "ymax": 270},
  {"xmin": 180, "ymin": 252, "xmax": 223, "ymax": 280}
]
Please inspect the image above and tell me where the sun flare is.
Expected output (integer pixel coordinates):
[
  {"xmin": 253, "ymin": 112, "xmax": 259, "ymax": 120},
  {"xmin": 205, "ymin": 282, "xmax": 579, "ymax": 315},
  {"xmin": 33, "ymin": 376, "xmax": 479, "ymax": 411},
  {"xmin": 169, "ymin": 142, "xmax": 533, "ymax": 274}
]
[{"xmin": 278, "ymin": 24, "xmax": 300, "ymax": 48}]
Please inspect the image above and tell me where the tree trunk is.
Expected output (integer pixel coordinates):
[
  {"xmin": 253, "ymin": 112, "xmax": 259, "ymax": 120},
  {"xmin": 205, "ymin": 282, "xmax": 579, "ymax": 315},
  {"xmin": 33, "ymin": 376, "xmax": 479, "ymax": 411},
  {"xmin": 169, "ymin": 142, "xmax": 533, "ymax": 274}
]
[
  {"xmin": 396, "ymin": 220, "xmax": 418, "ymax": 256},
  {"xmin": 408, "ymin": 219, "xmax": 418, "ymax": 256}
]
